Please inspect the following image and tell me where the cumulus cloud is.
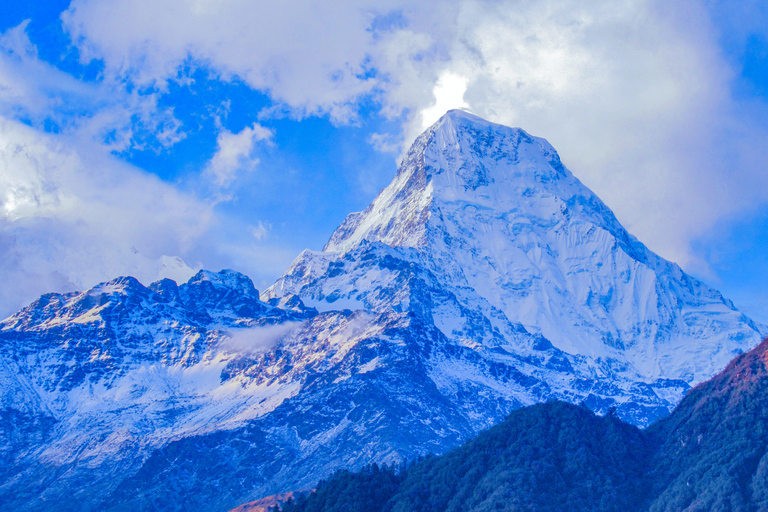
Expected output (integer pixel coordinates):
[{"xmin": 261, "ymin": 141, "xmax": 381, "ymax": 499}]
[
  {"xmin": 57, "ymin": 0, "xmax": 768, "ymax": 274},
  {"xmin": 0, "ymin": 22, "xmax": 304, "ymax": 319},
  {"xmin": 0, "ymin": 116, "xmax": 212, "ymax": 318},
  {"xmin": 0, "ymin": 21, "xmax": 185, "ymax": 154},
  {"xmin": 419, "ymin": 71, "xmax": 470, "ymax": 131},
  {"xmin": 61, "ymin": 0, "xmax": 400, "ymax": 121},
  {"xmin": 205, "ymin": 123, "xmax": 273, "ymax": 187},
  {"xmin": 427, "ymin": 0, "xmax": 768, "ymax": 272}
]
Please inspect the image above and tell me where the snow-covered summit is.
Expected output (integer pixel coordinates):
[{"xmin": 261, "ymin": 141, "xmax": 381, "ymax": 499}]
[
  {"xmin": 326, "ymin": 110, "xmax": 581, "ymax": 252},
  {"xmin": 272, "ymin": 110, "xmax": 761, "ymax": 386}
]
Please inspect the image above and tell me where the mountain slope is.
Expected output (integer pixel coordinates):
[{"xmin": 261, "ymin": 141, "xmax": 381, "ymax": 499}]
[
  {"xmin": 272, "ymin": 337, "xmax": 768, "ymax": 512},
  {"xmin": 645, "ymin": 337, "xmax": 768, "ymax": 511},
  {"xmin": 277, "ymin": 401, "xmax": 651, "ymax": 512}
]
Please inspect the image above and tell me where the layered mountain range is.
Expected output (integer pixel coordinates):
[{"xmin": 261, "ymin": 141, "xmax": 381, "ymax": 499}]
[{"xmin": 0, "ymin": 111, "xmax": 762, "ymax": 511}]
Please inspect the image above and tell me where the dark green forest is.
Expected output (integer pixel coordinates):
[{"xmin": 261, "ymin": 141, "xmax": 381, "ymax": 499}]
[{"xmin": 275, "ymin": 338, "xmax": 768, "ymax": 512}]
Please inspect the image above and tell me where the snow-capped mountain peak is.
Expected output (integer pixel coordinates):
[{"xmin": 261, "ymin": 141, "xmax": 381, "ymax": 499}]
[
  {"xmin": 325, "ymin": 110, "xmax": 579, "ymax": 253},
  {"xmin": 273, "ymin": 110, "xmax": 760, "ymax": 386}
]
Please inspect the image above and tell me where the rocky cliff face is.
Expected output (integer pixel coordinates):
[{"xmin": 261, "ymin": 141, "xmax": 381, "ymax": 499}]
[{"xmin": 0, "ymin": 111, "xmax": 761, "ymax": 511}]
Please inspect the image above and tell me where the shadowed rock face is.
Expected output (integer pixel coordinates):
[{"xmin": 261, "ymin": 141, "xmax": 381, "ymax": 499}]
[{"xmin": 0, "ymin": 112, "xmax": 762, "ymax": 512}]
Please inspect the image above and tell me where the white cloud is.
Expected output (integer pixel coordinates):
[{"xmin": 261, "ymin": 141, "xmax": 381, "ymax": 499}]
[
  {"xmin": 0, "ymin": 116, "xmax": 213, "ymax": 318},
  {"xmin": 205, "ymin": 123, "xmax": 273, "ymax": 187},
  {"xmin": 58, "ymin": 0, "xmax": 768, "ymax": 273},
  {"xmin": 0, "ymin": 21, "xmax": 185, "ymax": 153},
  {"xmin": 61, "ymin": 0, "xmax": 403, "ymax": 122},
  {"xmin": 419, "ymin": 71, "xmax": 470, "ymax": 130},
  {"xmin": 222, "ymin": 322, "xmax": 304, "ymax": 355},
  {"xmin": 250, "ymin": 221, "xmax": 270, "ymax": 241},
  {"xmin": 369, "ymin": 132, "xmax": 400, "ymax": 154}
]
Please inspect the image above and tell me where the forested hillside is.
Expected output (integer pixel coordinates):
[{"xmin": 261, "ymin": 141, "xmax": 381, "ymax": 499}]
[{"xmin": 274, "ymin": 338, "xmax": 768, "ymax": 512}]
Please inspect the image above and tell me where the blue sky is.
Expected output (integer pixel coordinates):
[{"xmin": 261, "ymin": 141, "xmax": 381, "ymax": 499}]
[{"xmin": 0, "ymin": 0, "xmax": 766, "ymax": 324}]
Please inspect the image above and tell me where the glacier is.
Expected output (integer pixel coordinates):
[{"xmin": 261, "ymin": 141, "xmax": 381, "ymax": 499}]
[{"xmin": 0, "ymin": 110, "xmax": 762, "ymax": 511}]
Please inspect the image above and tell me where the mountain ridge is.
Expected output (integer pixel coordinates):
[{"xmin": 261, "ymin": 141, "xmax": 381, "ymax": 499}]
[{"xmin": 0, "ymin": 110, "xmax": 762, "ymax": 511}]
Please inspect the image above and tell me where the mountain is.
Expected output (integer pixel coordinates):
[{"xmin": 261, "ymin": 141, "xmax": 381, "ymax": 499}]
[
  {"xmin": 275, "ymin": 401, "xmax": 650, "ymax": 512},
  {"xmin": 644, "ymin": 338, "xmax": 768, "ymax": 510},
  {"xmin": 0, "ymin": 270, "xmax": 316, "ymax": 510},
  {"xmin": 266, "ymin": 110, "xmax": 760, "ymax": 417},
  {"xmin": 0, "ymin": 111, "xmax": 762, "ymax": 511},
  {"xmin": 270, "ymin": 337, "xmax": 768, "ymax": 512}
]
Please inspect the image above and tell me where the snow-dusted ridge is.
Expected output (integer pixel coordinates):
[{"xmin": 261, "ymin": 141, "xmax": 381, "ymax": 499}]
[{"xmin": 0, "ymin": 111, "xmax": 762, "ymax": 511}]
